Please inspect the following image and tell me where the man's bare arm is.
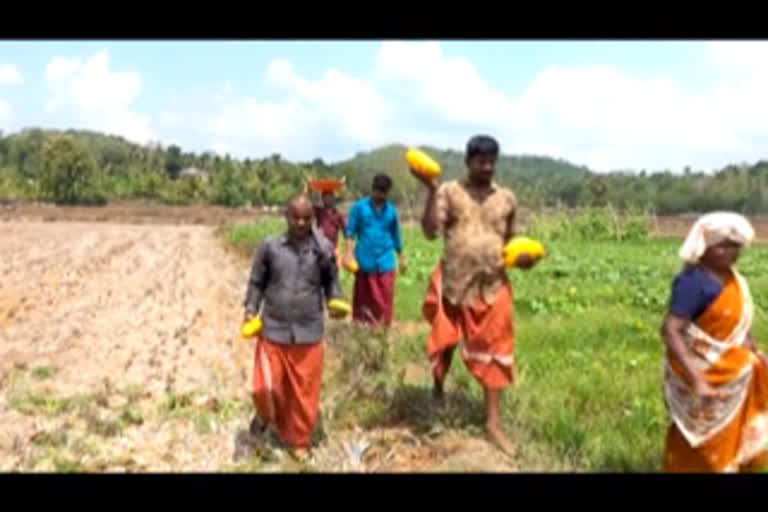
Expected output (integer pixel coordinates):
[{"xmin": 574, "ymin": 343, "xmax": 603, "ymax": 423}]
[{"xmin": 410, "ymin": 169, "xmax": 440, "ymax": 240}]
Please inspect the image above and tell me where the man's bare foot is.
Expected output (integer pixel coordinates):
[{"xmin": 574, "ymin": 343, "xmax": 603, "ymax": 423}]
[
  {"xmin": 289, "ymin": 447, "xmax": 310, "ymax": 462},
  {"xmin": 486, "ymin": 424, "xmax": 517, "ymax": 457}
]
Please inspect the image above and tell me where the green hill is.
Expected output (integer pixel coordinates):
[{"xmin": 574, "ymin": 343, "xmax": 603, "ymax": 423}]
[{"xmin": 335, "ymin": 143, "xmax": 591, "ymax": 203}]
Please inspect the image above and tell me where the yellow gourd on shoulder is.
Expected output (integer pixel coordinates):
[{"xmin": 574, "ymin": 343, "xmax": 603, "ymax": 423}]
[
  {"xmin": 328, "ymin": 298, "xmax": 352, "ymax": 318},
  {"xmin": 503, "ymin": 237, "xmax": 546, "ymax": 268},
  {"xmin": 406, "ymin": 148, "xmax": 442, "ymax": 180},
  {"xmin": 241, "ymin": 316, "xmax": 263, "ymax": 338}
]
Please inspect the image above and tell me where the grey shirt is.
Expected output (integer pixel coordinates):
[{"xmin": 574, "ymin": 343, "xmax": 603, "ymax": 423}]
[{"xmin": 243, "ymin": 230, "xmax": 343, "ymax": 344}]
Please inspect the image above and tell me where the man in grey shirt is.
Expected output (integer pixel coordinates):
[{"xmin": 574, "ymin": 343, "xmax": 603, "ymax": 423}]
[{"xmin": 243, "ymin": 195, "xmax": 345, "ymax": 461}]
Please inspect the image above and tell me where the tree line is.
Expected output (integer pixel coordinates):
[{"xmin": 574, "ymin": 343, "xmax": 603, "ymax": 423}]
[{"xmin": 1, "ymin": 127, "xmax": 767, "ymax": 214}]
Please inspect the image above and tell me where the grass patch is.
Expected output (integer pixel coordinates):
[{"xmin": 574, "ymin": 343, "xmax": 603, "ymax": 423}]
[
  {"xmin": 10, "ymin": 392, "xmax": 93, "ymax": 417},
  {"xmin": 228, "ymin": 456, "xmax": 265, "ymax": 473},
  {"xmin": 10, "ymin": 390, "xmax": 129, "ymax": 440},
  {"xmin": 119, "ymin": 384, "xmax": 150, "ymax": 404},
  {"xmin": 159, "ymin": 391, "xmax": 195, "ymax": 415},
  {"xmin": 83, "ymin": 411, "xmax": 123, "ymax": 438},
  {"xmin": 158, "ymin": 391, "xmax": 250, "ymax": 435},
  {"xmin": 223, "ymin": 218, "xmax": 286, "ymax": 259},
  {"xmin": 70, "ymin": 438, "xmax": 100, "ymax": 458},
  {"xmin": 30, "ymin": 429, "xmax": 68, "ymax": 448},
  {"xmin": 119, "ymin": 407, "xmax": 145, "ymax": 427},
  {"xmin": 53, "ymin": 457, "xmax": 86, "ymax": 473},
  {"xmin": 31, "ymin": 366, "xmax": 59, "ymax": 380}
]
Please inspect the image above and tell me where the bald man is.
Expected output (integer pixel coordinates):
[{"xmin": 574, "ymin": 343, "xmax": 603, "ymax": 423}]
[{"xmin": 243, "ymin": 194, "xmax": 343, "ymax": 461}]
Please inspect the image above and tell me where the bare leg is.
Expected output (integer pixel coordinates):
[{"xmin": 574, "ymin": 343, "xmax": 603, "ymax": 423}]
[
  {"xmin": 432, "ymin": 350, "xmax": 453, "ymax": 403},
  {"xmin": 432, "ymin": 376, "xmax": 445, "ymax": 403},
  {"xmin": 484, "ymin": 388, "xmax": 516, "ymax": 456}
]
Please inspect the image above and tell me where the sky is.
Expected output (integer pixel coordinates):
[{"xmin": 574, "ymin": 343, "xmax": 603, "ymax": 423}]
[{"xmin": 1, "ymin": 40, "xmax": 767, "ymax": 173}]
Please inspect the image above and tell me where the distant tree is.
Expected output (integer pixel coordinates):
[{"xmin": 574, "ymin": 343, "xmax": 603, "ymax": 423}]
[
  {"xmin": 312, "ymin": 157, "xmax": 327, "ymax": 171},
  {"xmin": 266, "ymin": 183, "xmax": 293, "ymax": 205},
  {"xmin": 39, "ymin": 135, "xmax": 104, "ymax": 205},
  {"xmin": 211, "ymin": 162, "xmax": 247, "ymax": 207},
  {"xmin": 588, "ymin": 178, "xmax": 608, "ymax": 206},
  {"xmin": 165, "ymin": 144, "xmax": 183, "ymax": 179}
]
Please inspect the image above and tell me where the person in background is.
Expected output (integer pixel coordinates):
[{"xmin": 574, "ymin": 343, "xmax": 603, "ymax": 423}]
[
  {"xmin": 411, "ymin": 135, "xmax": 533, "ymax": 456},
  {"xmin": 661, "ymin": 211, "xmax": 768, "ymax": 472},
  {"xmin": 344, "ymin": 174, "xmax": 406, "ymax": 328},
  {"xmin": 243, "ymin": 194, "xmax": 343, "ymax": 462},
  {"xmin": 304, "ymin": 179, "xmax": 346, "ymax": 268}
]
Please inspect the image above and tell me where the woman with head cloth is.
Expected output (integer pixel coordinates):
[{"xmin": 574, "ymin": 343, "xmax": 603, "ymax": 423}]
[{"xmin": 661, "ymin": 212, "xmax": 768, "ymax": 472}]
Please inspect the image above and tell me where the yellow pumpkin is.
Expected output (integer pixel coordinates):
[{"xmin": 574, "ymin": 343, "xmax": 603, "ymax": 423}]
[
  {"xmin": 503, "ymin": 237, "xmax": 546, "ymax": 268},
  {"xmin": 343, "ymin": 259, "xmax": 359, "ymax": 274},
  {"xmin": 328, "ymin": 299, "xmax": 352, "ymax": 318},
  {"xmin": 406, "ymin": 148, "xmax": 442, "ymax": 180},
  {"xmin": 241, "ymin": 316, "xmax": 263, "ymax": 338}
]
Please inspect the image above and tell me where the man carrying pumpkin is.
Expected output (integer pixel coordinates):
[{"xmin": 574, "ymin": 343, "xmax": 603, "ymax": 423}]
[
  {"xmin": 411, "ymin": 135, "xmax": 535, "ymax": 456},
  {"xmin": 243, "ymin": 194, "xmax": 347, "ymax": 461}
]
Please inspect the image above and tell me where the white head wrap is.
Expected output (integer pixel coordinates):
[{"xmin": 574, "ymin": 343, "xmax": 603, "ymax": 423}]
[{"xmin": 679, "ymin": 211, "xmax": 755, "ymax": 264}]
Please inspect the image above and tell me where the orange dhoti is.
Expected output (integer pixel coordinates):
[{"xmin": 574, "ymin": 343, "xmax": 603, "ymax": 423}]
[
  {"xmin": 252, "ymin": 337, "xmax": 325, "ymax": 449},
  {"xmin": 422, "ymin": 263, "xmax": 515, "ymax": 390},
  {"xmin": 663, "ymin": 269, "xmax": 768, "ymax": 472}
]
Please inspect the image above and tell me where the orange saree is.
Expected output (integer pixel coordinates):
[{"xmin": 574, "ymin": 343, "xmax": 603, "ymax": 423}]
[{"xmin": 663, "ymin": 269, "xmax": 768, "ymax": 472}]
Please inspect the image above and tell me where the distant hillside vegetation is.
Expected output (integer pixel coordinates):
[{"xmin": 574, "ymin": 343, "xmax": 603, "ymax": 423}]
[
  {"xmin": 337, "ymin": 143, "xmax": 590, "ymax": 204},
  {"xmin": 1, "ymin": 127, "xmax": 768, "ymax": 214}
]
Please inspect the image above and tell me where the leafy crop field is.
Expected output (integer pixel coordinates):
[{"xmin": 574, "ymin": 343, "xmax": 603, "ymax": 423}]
[{"xmin": 225, "ymin": 210, "xmax": 768, "ymax": 471}]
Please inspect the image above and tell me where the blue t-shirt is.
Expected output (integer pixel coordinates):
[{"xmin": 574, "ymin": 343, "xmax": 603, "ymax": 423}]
[
  {"xmin": 345, "ymin": 197, "xmax": 403, "ymax": 274},
  {"xmin": 668, "ymin": 266, "xmax": 723, "ymax": 321}
]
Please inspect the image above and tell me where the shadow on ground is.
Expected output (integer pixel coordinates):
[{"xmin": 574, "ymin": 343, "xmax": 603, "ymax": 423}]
[{"xmin": 362, "ymin": 384, "xmax": 486, "ymax": 435}]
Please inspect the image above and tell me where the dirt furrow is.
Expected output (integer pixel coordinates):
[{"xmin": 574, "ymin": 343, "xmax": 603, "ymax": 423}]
[{"xmin": 0, "ymin": 222, "xmax": 250, "ymax": 471}]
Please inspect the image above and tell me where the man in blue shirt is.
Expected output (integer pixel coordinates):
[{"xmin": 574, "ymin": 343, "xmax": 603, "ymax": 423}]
[{"xmin": 343, "ymin": 174, "xmax": 406, "ymax": 327}]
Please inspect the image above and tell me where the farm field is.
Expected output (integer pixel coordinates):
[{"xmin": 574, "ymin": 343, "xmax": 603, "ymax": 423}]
[
  {"xmin": 225, "ymin": 213, "xmax": 768, "ymax": 472},
  {"xmin": 2, "ymin": 204, "xmax": 768, "ymax": 472}
]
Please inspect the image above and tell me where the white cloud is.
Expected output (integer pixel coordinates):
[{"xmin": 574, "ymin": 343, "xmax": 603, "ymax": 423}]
[
  {"xmin": 45, "ymin": 57, "xmax": 80, "ymax": 82},
  {"xmin": 175, "ymin": 59, "xmax": 393, "ymax": 161},
  {"xmin": 266, "ymin": 59, "xmax": 389, "ymax": 141},
  {"xmin": 0, "ymin": 64, "xmax": 23, "ymax": 85},
  {"xmin": 44, "ymin": 50, "xmax": 153, "ymax": 144},
  {"xmin": 374, "ymin": 42, "xmax": 531, "ymax": 127},
  {"xmin": 371, "ymin": 41, "xmax": 768, "ymax": 172},
  {"xmin": 708, "ymin": 41, "xmax": 768, "ymax": 76},
  {"xmin": 154, "ymin": 41, "xmax": 768, "ymax": 172}
]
